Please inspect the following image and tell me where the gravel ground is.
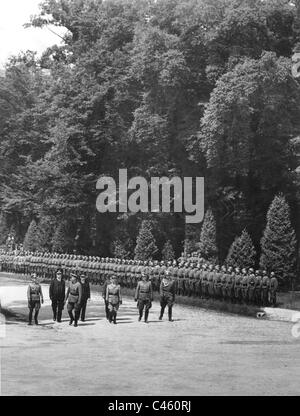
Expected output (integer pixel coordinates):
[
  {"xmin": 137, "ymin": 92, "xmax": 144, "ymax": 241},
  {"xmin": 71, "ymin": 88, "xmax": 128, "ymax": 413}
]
[{"xmin": 0, "ymin": 274, "xmax": 300, "ymax": 396}]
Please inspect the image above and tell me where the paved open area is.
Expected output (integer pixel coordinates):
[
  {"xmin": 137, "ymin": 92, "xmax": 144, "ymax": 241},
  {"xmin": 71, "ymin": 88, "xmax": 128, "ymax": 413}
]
[{"xmin": 0, "ymin": 273, "xmax": 299, "ymax": 396}]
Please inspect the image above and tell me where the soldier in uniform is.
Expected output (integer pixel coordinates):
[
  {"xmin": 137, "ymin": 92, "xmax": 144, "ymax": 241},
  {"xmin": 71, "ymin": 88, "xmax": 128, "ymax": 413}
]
[
  {"xmin": 241, "ymin": 268, "xmax": 249, "ymax": 304},
  {"xmin": 79, "ymin": 274, "xmax": 91, "ymax": 321},
  {"xmin": 225, "ymin": 266, "xmax": 234, "ymax": 302},
  {"xmin": 201, "ymin": 264, "xmax": 209, "ymax": 299},
  {"xmin": 220, "ymin": 266, "xmax": 228, "ymax": 301},
  {"xmin": 247, "ymin": 269, "xmax": 257, "ymax": 305},
  {"xmin": 106, "ymin": 275, "xmax": 122, "ymax": 324},
  {"xmin": 27, "ymin": 273, "xmax": 44, "ymax": 325},
  {"xmin": 254, "ymin": 270, "xmax": 262, "ymax": 305},
  {"xmin": 65, "ymin": 273, "xmax": 82, "ymax": 327},
  {"xmin": 261, "ymin": 270, "xmax": 270, "ymax": 306},
  {"xmin": 49, "ymin": 270, "xmax": 65, "ymax": 322},
  {"xmin": 194, "ymin": 264, "xmax": 202, "ymax": 298},
  {"xmin": 102, "ymin": 275, "xmax": 111, "ymax": 319},
  {"xmin": 176, "ymin": 263, "xmax": 185, "ymax": 296},
  {"xmin": 269, "ymin": 271, "xmax": 278, "ymax": 307},
  {"xmin": 234, "ymin": 267, "xmax": 242, "ymax": 303},
  {"xmin": 159, "ymin": 270, "xmax": 176, "ymax": 322},
  {"xmin": 207, "ymin": 265, "xmax": 215, "ymax": 299},
  {"xmin": 135, "ymin": 268, "xmax": 153, "ymax": 323}
]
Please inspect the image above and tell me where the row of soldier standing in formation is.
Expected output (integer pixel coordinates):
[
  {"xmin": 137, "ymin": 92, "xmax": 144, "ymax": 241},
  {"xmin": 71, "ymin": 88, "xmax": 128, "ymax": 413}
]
[{"xmin": 0, "ymin": 250, "xmax": 279, "ymax": 307}]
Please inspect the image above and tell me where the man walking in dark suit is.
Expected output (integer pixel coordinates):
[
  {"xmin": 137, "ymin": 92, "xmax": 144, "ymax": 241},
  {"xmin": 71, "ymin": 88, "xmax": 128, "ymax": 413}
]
[
  {"xmin": 49, "ymin": 270, "xmax": 65, "ymax": 322},
  {"xmin": 79, "ymin": 274, "xmax": 91, "ymax": 321}
]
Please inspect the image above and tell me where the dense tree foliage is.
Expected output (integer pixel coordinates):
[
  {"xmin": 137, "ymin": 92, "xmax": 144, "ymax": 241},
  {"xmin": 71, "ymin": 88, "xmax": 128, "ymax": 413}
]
[
  {"xmin": 0, "ymin": 0, "xmax": 300, "ymax": 279},
  {"xmin": 260, "ymin": 194, "xmax": 297, "ymax": 287},
  {"xmin": 134, "ymin": 219, "xmax": 158, "ymax": 260},
  {"xmin": 225, "ymin": 229, "xmax": 256, "ymax": 269},
  {"xmin": 198, "ymin": 208, "xmax": 218, "ymax": 262}
]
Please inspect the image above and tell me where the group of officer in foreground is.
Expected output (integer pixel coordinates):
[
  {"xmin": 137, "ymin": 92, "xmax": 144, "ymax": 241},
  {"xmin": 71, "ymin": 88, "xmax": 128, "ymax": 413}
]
[{"xmin": 0, "ymin": 250, "xmax": 279, "ymax": 325}]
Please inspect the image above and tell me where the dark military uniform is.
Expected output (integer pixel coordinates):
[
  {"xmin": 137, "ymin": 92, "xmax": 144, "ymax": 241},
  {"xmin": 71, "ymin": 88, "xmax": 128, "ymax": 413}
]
[
  {"xmin": 269, "ymin": 273, "xmax": 278, "ymax": 307},
  {"xmin": 79, "ymin": 278, "xmax": 91, "ymax": 321},
  {"xmin": 135, "ymin": 279, "xmax": 153, "ymax": 322},
  {"xmin": 159, "ymin": 275, "xmax": 176, "ymax": 321},
  {"xmin": 261, "ymin": 274, "xmax": 269, "ymax": 306},
  {"xmin": 27, "ymin": 280, "xmax": 44, "ymax": 325},
  {"xmin": 49, "ymin": 276, "xmax": 65, "ymax": 322},
  {"xmin": 65, "ymin": 279, "xmax": 82, "ymax": 326},
  {"xmin": 106, "ymin": 281, "xmax": 122, "ymax": 324}
]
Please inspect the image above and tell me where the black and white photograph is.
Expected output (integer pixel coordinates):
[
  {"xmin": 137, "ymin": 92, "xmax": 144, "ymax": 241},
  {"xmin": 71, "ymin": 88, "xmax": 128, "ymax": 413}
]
[{"xmin": 0, "ymin": 0, "xmax": 300, "ymax": 400}]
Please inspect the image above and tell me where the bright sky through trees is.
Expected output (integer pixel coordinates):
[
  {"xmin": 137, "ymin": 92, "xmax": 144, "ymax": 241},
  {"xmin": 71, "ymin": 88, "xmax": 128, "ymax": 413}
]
[{"xmin": 0, "ymin": 0, "xmax": 65, "ymax": 67}]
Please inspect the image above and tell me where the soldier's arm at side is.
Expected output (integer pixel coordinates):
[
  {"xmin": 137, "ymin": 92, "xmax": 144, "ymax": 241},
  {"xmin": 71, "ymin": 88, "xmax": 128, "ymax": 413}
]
[
  {"xmin": 87, "ymin": 282, "xmax": 91, "ymax": 299},
  {"xmin": 159, "ymin": 281, "xmax": 163, "ymax": 297},
  {"xmin": 150, "ymin": 282, "xmax": 153, "ymax": 301},
  {"xmin": 105, "ymin": 285, "xmax": 109, "ymax": 302},
  {"xmin": 119, "ymin": 285, "xmax": 122, "ymax": 304},
  {"xmin": 49, "ymin": 280, "xmax": 53, "ymax": 300},
  {"xmin": 78, "ymin": 283, "xmax": 83, "ymax": 304},
  {"xmin": 134, "ymin": 282, "xmax": 140, "ymax": 301}
]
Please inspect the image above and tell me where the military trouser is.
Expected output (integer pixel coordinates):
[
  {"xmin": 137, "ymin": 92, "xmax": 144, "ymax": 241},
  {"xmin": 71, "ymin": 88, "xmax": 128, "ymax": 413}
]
[
  {"xmin": 67, "ymin": 301, "xmax": 81, "ymax": 325},
  {"xmin": 222, "ymin": 286, "xmax": 227, "ymax": 300},
  {"xmin": 104, "ymin": 299, "xmax": 110, "ymax": 319},
  {"xmin": 51, "ymin": 299, "xmax": 64, "ymax": 322},
  {"xmin": 79, "ymin": 299, "xmax": 88, "ymax": 321},
  {"xmin": 28, "ymin": 301, "xmax": 41, "ymax": 324},
  {"xmin": 242, "ymin": 286, "xmax": 248, "ymax": 303},
  {"xmin": 261, "ymin": 288, "xmax": 269, "ymax": 306},
  {"xmin": 248, "ymin": 286, "xmax": 256, "ymax": 304},
  {"xmin": 159, "ymin": 296, "xmax": 174, "ymax": 321},
  {"xmin": 137, "ymin": 299, "xmax": 152, "ymax": 322},
  {"xmin": 254, "ymin": 289, "xmax": 261, "ymax": 305},
  {"xmin": 208, "ymin": 284, "xmax": 214, "ymax": 298},
  {"xmin": 269, "ymin": 290, "xmax": 276, "ymax": 307},
  {"xmin": 234, "ymin": 286, "xmax": 242, "ymax": 303},
  {"xmin": 214, "ymin": 285, "xmax": 222, "ymax": 299},
  {"xmin": 201, "ymin": 283, "xmax": 208, "ymax": 298},
  {"xmin": 195, "ymin": 282, "xmax": 202, "ymax": 298},
  {"xmin": 177, "ymin": 284, "xmax": 184, "ymax": 296},
  {"xmin": 226, "ymin": 286, "xmax": 234, "ymax": 302}
]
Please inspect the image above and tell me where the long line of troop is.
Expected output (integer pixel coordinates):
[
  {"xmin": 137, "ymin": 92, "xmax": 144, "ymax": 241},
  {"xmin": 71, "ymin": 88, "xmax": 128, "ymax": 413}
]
[{"xmin": 0, "ymin": 251, "xmax": 279, "ymax": 309}]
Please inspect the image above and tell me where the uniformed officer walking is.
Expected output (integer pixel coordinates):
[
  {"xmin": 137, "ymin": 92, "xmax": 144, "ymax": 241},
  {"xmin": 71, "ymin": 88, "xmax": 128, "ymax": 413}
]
[
  {"xmin": 159, "ymin": 270, "xmax": 176, "ymax": 322},
  {"xmin": 106, "ymin": 275, "xmax": 122, "ymax": 324},
  {"xmin": 65, "ymin": 273, "xmax": 82, "ymax": 327},
  {"xmin": 49, "ymin": 270, "xmax": 65, "ymax": 322},
  {"xmin": 135, "ymin": 268, "xmax": 153, "ymax": 323},
  {"xmin": 27, "ymin": 273, "xmax": 44, "ymax": 325}
]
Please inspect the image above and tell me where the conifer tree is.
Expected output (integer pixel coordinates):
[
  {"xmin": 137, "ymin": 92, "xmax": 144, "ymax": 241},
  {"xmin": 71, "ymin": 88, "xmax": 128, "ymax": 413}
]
[
  {"xmin": 162, "ymin": 240, "xmax": 175, "ymax": 261},
  {"xmin": 134, "ymin": 220, "xmax": 158, "ymax": 261},
  {"xmin": 260, "ymin": 194, "xmax": 297, "ymax": 287},
  {"xmin": 36, "ymin": 216, "xmax": 55, "ymax": 252},
  {"xmin": 198, "ymin": 208, "xmax": 218, "ymax": 262},
  {"xmin": 226, "ymin": 229, "xmax": 256, "ymax": 268},
  {"xmin": 23, "ymin": 220, "xmax": 39, "ymax": 251},
  {"xmin": 52, "ymin": 222, "xmax": 70, "ymax": 253}
]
